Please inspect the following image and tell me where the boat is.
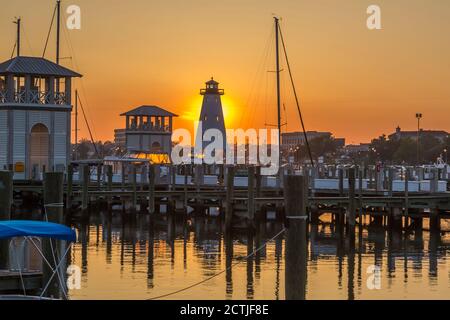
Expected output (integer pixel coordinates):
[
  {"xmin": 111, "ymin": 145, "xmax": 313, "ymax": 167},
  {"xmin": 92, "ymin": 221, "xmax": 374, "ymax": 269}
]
[{"xmin": 0, "ymin": 220, "xmax": 77, "ymax": 300}]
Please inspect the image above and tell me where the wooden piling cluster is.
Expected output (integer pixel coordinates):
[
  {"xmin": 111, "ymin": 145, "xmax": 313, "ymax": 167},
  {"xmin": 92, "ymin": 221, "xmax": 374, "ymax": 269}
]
[{"xmin": 5, "ymin": 163, "xmax": 450, "ymax": 236}]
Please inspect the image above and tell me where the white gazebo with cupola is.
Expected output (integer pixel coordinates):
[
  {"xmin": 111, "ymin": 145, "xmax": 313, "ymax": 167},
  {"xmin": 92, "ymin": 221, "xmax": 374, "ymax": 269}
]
[
  {"xmin": 0, "ymin": 56, "xmax": 82, "ymax": 179},
  {"xmin": 120, "ymin": 105, "xmax": 178, "ymax": 156}
]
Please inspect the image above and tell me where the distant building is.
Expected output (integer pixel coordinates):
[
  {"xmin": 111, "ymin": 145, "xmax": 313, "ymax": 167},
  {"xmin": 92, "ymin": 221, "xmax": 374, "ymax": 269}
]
[
  {"xmin": 0, "ymin": 56, "xmax": 81, "ymax": 179},
  {"xmin": 282, "ymin": 131, "xmax": 345, "ymax": 151},
  {"xmin": 120, "ymin": 105, "xmax": 178, "ymax": 161},
  {"xmin": 114, "ymin": 128, "xmax": 126, "ymax": 147},
  {"xmin": 282, "ymin": 131, "xmax": 331, "ymax": 149},
  {"xmin": 334, "ymin": 138, "xmax": 346, "ymax": 149},
  {"xmin": 389, "ymin": 126, "xmax": 448, "ymax": 142},
  {"xmin": 344, "ymin": 143, "xmax": 370, "ymax": 154}
]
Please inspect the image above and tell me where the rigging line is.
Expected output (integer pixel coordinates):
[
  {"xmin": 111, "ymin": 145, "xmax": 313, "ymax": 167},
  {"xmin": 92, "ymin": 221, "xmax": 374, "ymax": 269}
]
[
  {"xmin": 78, "ymin": 94, "xmax": 100, "ymax": 158},
  {"xmin": 9, "ymin": 241, "xmax": 27, "ymax": 296},
  {"xmin": 147, "ymin": 228, "xmax": 287, "ymax": 300},
  {"xmin": 22, "ymin": 25, "xmax": 35, "ymax": 56},
  {"xmin": 62, "ymin": 25, "xmax": 98, "ymax": 141},
  {"xmin": 239, "ymin": 25, "xmax": 273, "ymax": 128},
  {"xmin": 43, "ymin": 209, "xmax": 69, "ymax": 300},
  {"xmin": 10, "ymin": 42, "xmax": 17, "ymax": 59},
  {"xmin": 245, "ymin": 26, "xmax": 273, "ymax": 127},
  {"xmin": 42, "ymin": 3, "xmax": 57, "ymax": 58},
  {"xmin": 278, "ymin": 24, "xmax": 315, "ymax": 167}
]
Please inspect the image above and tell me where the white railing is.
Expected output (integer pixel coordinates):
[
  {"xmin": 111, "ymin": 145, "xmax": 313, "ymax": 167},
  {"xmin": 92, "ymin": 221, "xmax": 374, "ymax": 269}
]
[
  {"xmin": 14, "ymin": 90, "xmax": 26, "ymax": 103},
  {"xmin": 30, "ymin": 90, "xmax": 52, "ymax": 104},
  {"xmin": 0, "ymin": 90, "xmax": 67, "ymax": 105},
  {"xmin": 54, "ymin": 92, "xmax": 66, "ymax": 105},
  {"xmin": 0, "ymin": 90, "xmax": 6, "ymax": 103}
]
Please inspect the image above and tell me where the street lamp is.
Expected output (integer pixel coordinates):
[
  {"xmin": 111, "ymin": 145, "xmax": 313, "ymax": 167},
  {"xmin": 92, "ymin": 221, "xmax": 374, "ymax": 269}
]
[{"xmin": 416, "ymin": 113, "xmax": 422, "ymax": 164}]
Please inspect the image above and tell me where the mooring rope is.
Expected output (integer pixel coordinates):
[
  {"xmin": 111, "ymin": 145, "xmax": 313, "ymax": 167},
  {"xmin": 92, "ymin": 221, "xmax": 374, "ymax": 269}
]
[
  {"xmin": 43, "ymin": 207, "xmax": 70, "ymax": 300},
  {"xmin": 9, "ymin": 240, "xmax": 27, "ymax": 296},
  {"xmin": 146, "ymin": 227, "xmax": 287, "ymax": 300}
]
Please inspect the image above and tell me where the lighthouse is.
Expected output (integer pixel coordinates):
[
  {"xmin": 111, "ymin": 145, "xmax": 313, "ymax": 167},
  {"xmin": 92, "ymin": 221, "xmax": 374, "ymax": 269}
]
[{"xmin": 197, "ymin": 78, "xmax": 227, "ymax": 154}]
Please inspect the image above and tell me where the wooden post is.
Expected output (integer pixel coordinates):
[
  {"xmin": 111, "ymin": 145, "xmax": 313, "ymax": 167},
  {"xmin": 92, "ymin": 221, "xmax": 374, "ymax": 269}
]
[
  {"xmin": 96, "ymin": 164, "xmax": 102, "ymax": 190},
  {"xmin": 347, "ymin": 167, "xmax": 356, "ymax": 227},
  {"xmin": 66, "ymin": 164, "xmax": 73, "ymax": 209},
  {"xmin": 194, "ymin": 164, "xmax": 202, "ymax": 194},
  {"xmin": 0, "ymin": 171, "xmax": 13, "ymax": 270},
  {"xmin": 430, "ymin": 208, "xmax": 440, "ymax": 231},
  {"xmin": 284, "ymin": 175, "xmax": 307, "ymax": 300},
  {"xmin": 405, "ymin": 167, "xmax": 410, "ymax": 216},
  {"xmin": 358, "ymin": 166, "xmax": 363, "ymax": 208},
  {"xmin": 81, "ymin": 165, "xmax": 90, "ymax": 211},
  {"xmin": 0, "ymin": 171, "xmax": 13, "ymax": 220},
  {"xmin": 183, "ymin": 164, "xmax": 188, "ymax": 208},
  {"xmin": 43, "ymin": 172, "xmax": 64, "ymax": 223},
  {"xmin": 431, "ymin": 168, "xmax": 439, "ymax": 193},
  {"xmin": 43, "ymin": 172, "xmax": 65, "ymax": 298},
  {"xmin": 140, "ymin": 165, "xmax": 147, "ymax": 191},
  {"xmin": 121, "ymin": 163, "xmax": 126, "ymax": 191},
  {"xmin": 131, "ymin": 165, "xmax": 137, "ymax": 211},
  {"xmin": 255, "ymin": 166, "xmax": 262, "ymax": 212},
  {"xmin": 388, "ymin": 167, "xmax": 394, "ymax": 197},
  {"xmin": 225, "ymin": 165, "xmax": 235, "ymax": 229},
  {"xmin": 248, "ymin": 166, "xmax": 255, "ymax": 226},
  {"xmin": 338, "ymin": 168, "xmax": 344, "ymax": 197},
  {"xmin": 148, "ymin": 165, "xmax": 156, "ymax": 214},
  {"xmin": 374, "ymin": 167, "xmax": 379, "ymax": 193},
  {"xmin": 106, "ymin": 165, "xmax": 113, "ymax": 206},
  {"xmin": 171, "ymin": 165, "xmax": 177, "ymax": 191}
]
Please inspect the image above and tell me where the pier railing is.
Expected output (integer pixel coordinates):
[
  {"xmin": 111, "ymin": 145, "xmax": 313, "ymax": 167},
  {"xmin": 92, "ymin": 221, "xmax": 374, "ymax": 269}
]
[{"xmin": 0, "ymin": 90, "xmax": 67, "ymax": 105}]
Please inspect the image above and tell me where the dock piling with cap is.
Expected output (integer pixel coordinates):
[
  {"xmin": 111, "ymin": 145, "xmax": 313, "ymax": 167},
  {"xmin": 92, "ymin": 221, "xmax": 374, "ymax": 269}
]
[
  {"xmin": 0, "ymin": 171, "xmax": 13, "ymax": 270},
  {"xmin": 284, "ymin": 174, "xmax": 307, "ymax": 300}
]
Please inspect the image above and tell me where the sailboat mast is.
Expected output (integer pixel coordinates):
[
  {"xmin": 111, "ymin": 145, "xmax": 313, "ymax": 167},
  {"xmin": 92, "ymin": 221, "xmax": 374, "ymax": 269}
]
[
  {"xmin": 75, "ymin": 89, "xmax": 78, "ymax": 160},
  {"xmin": 15, "ymin": 18, "xmax": 21, "ymax": 57},
  {"xmin": 56, "ymin": 0, "xmax": 61, "ymax": 65},
  {"xmin": 274, "ymin": 17, "xmax": 282, "ymax": 165}
]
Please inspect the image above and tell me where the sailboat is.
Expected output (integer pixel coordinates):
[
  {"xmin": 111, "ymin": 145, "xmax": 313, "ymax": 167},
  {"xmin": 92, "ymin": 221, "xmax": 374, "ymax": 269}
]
[
  {"xmin": 272, "ymin": 17, "xmax": 314, "ymax": 168},
  {"xmin": 0, "ymin": 220, "xmax": 76, "ymax": 300}
]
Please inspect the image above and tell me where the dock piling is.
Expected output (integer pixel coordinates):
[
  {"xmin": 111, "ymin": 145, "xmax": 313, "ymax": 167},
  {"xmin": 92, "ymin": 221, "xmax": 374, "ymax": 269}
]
[
  {"xmin": 148, "ymin": 165, "xmax": 156, "ymax": 214},
  {"xmin": 347, "ymin": 167, "xmax": 356, "ymax": 227},
  {"xmin": 284, "ymin": 174, "xmax": 307, "ymax": 300},
  {"xmin": 81, "ymin": 165, "xmax": 90, "ymax": 211},
  {"xmin": 248, "ymin": 166, "xmax": 255, "ymax": 227},
  {"xmin": 42, "ymin": 172, "xmax": 65, "ymax": 298},
  {"xmin": 66, "ymin": 164, "xmax": 73, "ymax": 209},
  {"xmin": 225, "ymin": 165, "xmax": 235, "ymax": 229},
  {"xmin": 0, "ymin": 171, "xmax": 13, "ymax": 270}
]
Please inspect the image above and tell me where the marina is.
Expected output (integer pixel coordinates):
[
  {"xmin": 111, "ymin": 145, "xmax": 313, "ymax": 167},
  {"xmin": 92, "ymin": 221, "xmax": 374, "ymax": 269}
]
[{"xmin": 0, "ymin": 0, "xmax": 450, "ymax": 302}]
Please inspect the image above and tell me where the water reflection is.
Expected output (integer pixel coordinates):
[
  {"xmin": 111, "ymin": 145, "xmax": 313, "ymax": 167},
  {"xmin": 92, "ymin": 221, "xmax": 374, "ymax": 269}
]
[{"xmin": 65, "ymin": 210, "xmax": 450, "ymax": 300}]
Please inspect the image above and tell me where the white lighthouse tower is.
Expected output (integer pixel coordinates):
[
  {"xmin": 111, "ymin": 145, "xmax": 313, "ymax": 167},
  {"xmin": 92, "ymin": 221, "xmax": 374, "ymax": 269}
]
[{"xmin": 197, "ymin": 78, "xmax": 226, "ymax": 154}]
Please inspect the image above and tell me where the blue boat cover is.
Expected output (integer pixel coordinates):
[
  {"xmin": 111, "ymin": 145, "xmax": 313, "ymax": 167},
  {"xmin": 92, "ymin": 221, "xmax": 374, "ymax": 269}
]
[{"xmin": 0, "ymin": 221, "xmax": 76, "ymax": 242}]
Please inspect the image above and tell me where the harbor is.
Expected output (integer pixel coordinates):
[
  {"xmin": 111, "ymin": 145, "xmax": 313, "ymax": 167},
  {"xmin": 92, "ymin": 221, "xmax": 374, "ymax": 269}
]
[{"xmin": 1, "ymin": 0, "xmax": 450, "ymax": 302}]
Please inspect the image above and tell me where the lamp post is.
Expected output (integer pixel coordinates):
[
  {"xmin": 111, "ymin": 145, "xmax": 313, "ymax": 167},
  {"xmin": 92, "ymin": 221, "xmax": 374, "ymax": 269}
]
[{"xmin": 416, "ymin": 113, "xmax": 422, "ymax": 164}]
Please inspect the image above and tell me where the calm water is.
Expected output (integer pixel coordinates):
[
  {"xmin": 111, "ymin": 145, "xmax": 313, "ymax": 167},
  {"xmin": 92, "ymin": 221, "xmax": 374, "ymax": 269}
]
[{"xmin": 63, "ymin": 211, "xmax": 450, "ymax": 300}]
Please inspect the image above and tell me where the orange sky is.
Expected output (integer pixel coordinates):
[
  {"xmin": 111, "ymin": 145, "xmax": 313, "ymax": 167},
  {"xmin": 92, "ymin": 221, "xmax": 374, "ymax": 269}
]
[{"xmin": 1, "ymin": 0, "xmax": 450, "ymax": 144}]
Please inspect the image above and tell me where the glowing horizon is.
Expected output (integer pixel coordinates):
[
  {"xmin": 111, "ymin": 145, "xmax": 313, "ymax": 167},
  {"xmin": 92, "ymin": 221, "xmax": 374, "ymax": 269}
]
[{"xmin": 1, "ymin": 0, "xmax": 450, "ymax": 145}]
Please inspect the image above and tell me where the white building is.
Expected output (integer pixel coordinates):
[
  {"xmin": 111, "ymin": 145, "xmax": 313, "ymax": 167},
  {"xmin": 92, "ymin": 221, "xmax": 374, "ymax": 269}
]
[
  {"xmin": 0, "ymin": 56, "xmax": 81, "ymax": 179},
  {"xmin": 120, "ymin": 105, "xmax": 177, "ymax": 156}
]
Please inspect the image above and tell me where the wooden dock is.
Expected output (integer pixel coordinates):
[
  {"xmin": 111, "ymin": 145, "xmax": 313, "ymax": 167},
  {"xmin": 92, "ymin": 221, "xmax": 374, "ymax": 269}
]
[{"xmin": 0, "ymin": 270, "xmax": 42, "ymax": 292}]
